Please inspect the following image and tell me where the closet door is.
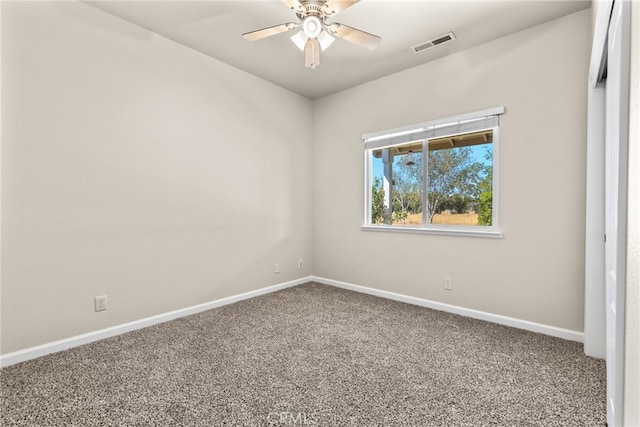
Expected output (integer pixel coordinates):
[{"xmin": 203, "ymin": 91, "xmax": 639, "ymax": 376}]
[{"xmin": 604, "ymin": 1, "xmax": 630, "ymax": 425}]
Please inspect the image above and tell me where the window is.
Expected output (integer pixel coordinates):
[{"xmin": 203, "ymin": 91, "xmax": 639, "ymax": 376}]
[{"xmin": 363, "ymin": 107, "xmax": 503, "ymax": 237}]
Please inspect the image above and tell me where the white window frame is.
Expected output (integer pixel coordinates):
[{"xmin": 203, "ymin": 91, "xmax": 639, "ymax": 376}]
[{"xmin": 361, "ymin": 107, "xmax": 504, "ymax": 238}]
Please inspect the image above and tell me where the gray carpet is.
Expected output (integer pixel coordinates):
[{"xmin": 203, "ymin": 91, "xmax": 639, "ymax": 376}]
[{"xmin": 1, "ymin": 282, "xmax": 606, "ymax": 426}]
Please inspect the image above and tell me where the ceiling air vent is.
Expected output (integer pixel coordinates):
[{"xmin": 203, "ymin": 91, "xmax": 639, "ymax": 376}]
[{"xmin": 411, "ymin": 31, "xmax": 456, "ymax": 53}]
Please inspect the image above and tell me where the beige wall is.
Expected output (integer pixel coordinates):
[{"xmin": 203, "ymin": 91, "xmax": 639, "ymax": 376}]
[
  {"xmin": 1, "ymin": 2, "xmax": 313, "ymax": 354},
  {"xmin": 312, "ymin": 10, "xmax": 591, "ymax": 332}
]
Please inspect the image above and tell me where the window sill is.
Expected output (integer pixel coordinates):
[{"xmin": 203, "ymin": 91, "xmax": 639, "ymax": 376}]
[{"xmin": 360, "ymin": 225, "xmax": 503, "ymax": 239}]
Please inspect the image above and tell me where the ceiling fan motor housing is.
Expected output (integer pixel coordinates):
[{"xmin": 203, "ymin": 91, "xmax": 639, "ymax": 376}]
[{"xmin": 297, "ymin": 1, "xmax": 326, "ymax": 18}]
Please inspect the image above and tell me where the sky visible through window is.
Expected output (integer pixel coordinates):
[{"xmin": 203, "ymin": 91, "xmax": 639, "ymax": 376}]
[{"xmin": 371, "ymin": 144, "xmax": 491, "ymax": 182}]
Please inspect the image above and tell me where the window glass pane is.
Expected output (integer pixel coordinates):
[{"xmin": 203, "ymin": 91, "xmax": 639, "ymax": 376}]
[
  {"xmin": 370, "ymin": 154, "xmax": 385, "ymax": 225},
  {"xmin": 427, "ymin": 130, "xmax": 493, "ymax": 226},
  {"xmin": 370, "ymin": 143, "xmax": 423, "ymax": 226},
  {"xmin": 391, "ymin": 145, "xmax": 423, "ymax": 226}
]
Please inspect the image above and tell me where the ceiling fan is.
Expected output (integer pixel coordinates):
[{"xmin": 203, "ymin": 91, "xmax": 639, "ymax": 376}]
[{"xmin": 242, "ymin": 0, "xmax": 381, "ymax": 69}]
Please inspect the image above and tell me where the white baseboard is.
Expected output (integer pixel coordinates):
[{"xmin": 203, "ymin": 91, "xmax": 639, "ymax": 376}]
[
  {"xmin": 0, "ymin": 276, "xmax": 312, "ymax": 368},
  {"xmin": 312, "ymin": 276, "xmax": 584, "ymax": 343},
  {"xmin": 1, "ymin": 275, "xmax": 583, "ymax": 368}
]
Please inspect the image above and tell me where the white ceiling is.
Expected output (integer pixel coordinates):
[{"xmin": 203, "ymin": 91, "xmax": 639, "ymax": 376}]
[{"xmin": 86, "ymin": 0, "xmax": 591, "ymax": 99}]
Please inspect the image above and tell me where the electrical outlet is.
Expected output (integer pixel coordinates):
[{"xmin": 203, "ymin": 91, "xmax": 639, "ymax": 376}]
[
  {"xmin": 274, "ymin": 263, "xmax": 280, "ymax": 273},
  {"xmin": 95, "ymin": 295, "xmax": 108, "ymax": 312},
  {"xmin": 298, "ymin": 258, "xmax": 304, "ymax": 268},
  {"xmin": 444, "ymin": 278, "xmax": 452, "ymax": 291}
]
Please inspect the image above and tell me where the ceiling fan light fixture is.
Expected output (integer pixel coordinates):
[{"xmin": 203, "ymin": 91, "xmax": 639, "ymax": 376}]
[
  {"xmin": 291, "ymin": 30, "xmax": 307, "ymax": 51},
  {"xmin": 317, "ymin": 30, "xmax": 335, "ymax": 51},
  {"xmin": 293, "ymin": 29, "xmax": 333, "ymax": 52},
  {"xmin": 304, "ymin": 37, "xmax": 320, "ymax": 68},
  {"xmin": 302, "ymin": 15, "xmax": 322, "ymax": 39}
]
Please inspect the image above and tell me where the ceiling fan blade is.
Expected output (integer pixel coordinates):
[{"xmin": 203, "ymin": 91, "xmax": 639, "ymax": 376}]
[
  {"xmin": 327, "ymin": 23, "xmax": 381, "ymax": 51},
  {"xmin": 242, "ymin": 23, "xmax": 299, "ymax": 41},
  {"xmin": 323, "ymin": 0, "xmax": 360, "ymax": 16}
]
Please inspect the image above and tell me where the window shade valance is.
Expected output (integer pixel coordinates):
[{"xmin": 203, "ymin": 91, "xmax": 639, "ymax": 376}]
[{"xmin": 363, "ymin": 106, "xmax": 504, "ymax": 150}]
